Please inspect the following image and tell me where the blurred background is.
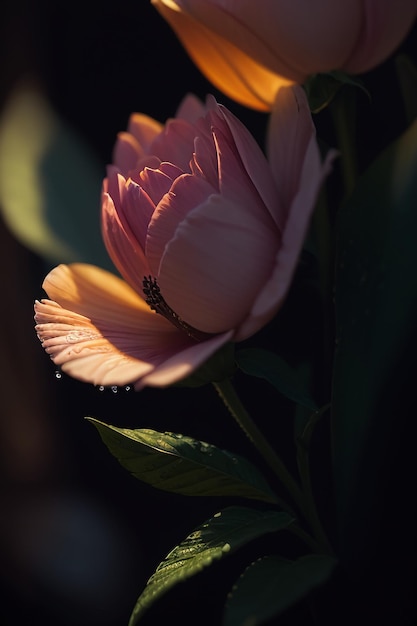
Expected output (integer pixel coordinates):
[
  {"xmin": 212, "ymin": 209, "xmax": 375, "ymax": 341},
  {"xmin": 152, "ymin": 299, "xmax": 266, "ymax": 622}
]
[{"xmin": 0, "ymin": 2, "xmax": 416, "ymax": 625}]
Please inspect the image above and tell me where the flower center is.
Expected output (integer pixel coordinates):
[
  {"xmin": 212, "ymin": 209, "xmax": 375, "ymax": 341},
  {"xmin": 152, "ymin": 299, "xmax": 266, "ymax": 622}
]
[{"xmin": 142, "ymin": 275, "xmax": 212, "ymax": 342}]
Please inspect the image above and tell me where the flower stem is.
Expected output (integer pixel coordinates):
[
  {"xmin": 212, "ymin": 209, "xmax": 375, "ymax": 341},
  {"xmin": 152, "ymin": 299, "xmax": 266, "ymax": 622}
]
[
  {"xmin": 213, "ymin": 378, "xmax": 305, "ymax": 517},
  {"xmin": 296, "ymin": 405, "xmax": 335, "ymax": 555},
  {"xmin": 330, "ymin": 88, "xmax": 358, "ymax": 198}
]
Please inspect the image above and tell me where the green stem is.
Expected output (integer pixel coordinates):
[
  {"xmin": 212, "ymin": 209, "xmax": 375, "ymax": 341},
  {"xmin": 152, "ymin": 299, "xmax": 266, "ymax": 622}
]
[
  {"xmin": 331, "ymin": 89, "xmax": 358, "ymax": 198},
  {"xmin": 213, "ymin": 378, "xmax": 306, "ymax": 518},
  {"xmin": 296, "ymin": 405, "xmax": 335, "ymax": 556}
]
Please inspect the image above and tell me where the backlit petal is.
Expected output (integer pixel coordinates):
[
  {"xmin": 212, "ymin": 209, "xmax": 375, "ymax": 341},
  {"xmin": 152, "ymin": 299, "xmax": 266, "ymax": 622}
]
[
  {"xmin": 101, "ymin": 186, "xmax": 152, "ymax": 294},
  {"xmin": 35, "ymin": 264, "xmax": 192, "ymax": 386},
  {"xmin": 152, "ymin": 0, "xmax": 290, "ymax": 111}
]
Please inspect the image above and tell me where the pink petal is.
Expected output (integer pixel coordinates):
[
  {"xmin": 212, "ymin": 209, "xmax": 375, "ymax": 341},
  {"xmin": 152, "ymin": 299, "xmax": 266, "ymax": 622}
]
[
  {"xmin": 145, "ymin": 173, "xmax": 217, "ymax": 276},
  {"xmin": 208, "ymin": 97, "xmax": 283, "ymax": 229},
  {"xmin": 127, "ymin": 112, "xmax": 163, "ymax": 152},
  {"xmin": 266, "ymin": 85, "xmax": 316, "ymax": 210},
  {"xmin": 150, "ymin": 118, "xmax": 198, "ymax": 171},
  {"xmin": 210, "ymin": 121, "xmax": 279, "ymax": 234},
  {"xmin": 175, "ymin": 92, "xmax": 206, "ymax": 123},
  {"xmin": 138, "ymin": 330, "xmax": 233, "ymax": 388},
  {"xmin": 136, "ymin": 162, "xmax": 183, "ymax": 206},
  {"xmin": 344, "ymin": 0, "xmax": 417, "ymax": 73},
  {"xmin": 101, "ymin": 184, "xmax": 152, "ymax": 294},
  {"xmin": 112, "ymin": 131, "xmax": 144, "ymax": 176},
  {"xmin": 237, "ymin": 137, "xmax": 337, "ymax": 340},
  {"xmin": 34, "ymin": 264, "xmax": 192, "ymax": 387},
  {"xmin": 158, "ymin": 193, "xmax": 279, "ymax": 334}
]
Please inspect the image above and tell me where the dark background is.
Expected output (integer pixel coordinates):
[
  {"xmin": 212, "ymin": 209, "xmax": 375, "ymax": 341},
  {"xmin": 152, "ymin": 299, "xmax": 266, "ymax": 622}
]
[{"xmin": 0, "ymin": 2, "xmax": 416, "ymax": 625}]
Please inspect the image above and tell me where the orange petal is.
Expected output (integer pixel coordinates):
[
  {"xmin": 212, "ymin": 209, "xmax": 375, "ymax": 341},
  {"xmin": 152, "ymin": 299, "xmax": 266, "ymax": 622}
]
[
  {"xmin": 152, "ymin": 0, "xmax": 291, "ymax": 111},
  {"xmin": 34, "ymin": 264, "xmax": 190, "ymax": 387}
]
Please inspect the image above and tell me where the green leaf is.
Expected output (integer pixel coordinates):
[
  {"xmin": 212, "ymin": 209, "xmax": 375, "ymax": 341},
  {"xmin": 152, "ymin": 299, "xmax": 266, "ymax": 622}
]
[
  {"xmin": 235, "ymin": 348, "xmax": 318, "ymax": 410},
  {"xmin": 128, "ymin": 506, "xmax": 295, "ymax": 625},
  {"xmin": 303, "ymin": 71, "xmax": 370, "ymax": 114},
  {"xmin": 87, "ymin": 418, "xmax": 278, "ymax": 503},
  {"xmin": 224, "ymin": 554, "xmax": 337, "ymax": 626},
  {"xmin": 332, "ymin": 112, "xmax": 417, "ymax": 562},
  {"xmin": 0, "ymin": 80, "xmax": 114, "ymax": 270}
]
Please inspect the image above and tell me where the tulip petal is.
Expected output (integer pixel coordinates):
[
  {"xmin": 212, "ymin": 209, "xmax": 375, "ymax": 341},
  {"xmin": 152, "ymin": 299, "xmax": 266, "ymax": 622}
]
[
  {"xmin": 145, "ymin": 173, "xmax": 217, "ymax": 277},
  {"xmin": 138, "ymin": 329, "xmax": 233, "ymax": 388},
  {"xmin": 344, "ymin": 0, "xmax": 417, "ymax": 73},
  {"xmin": 152, "ymin": 0, "xmax": 290, "ymax": 111},
  {"xmin": 127, "ymin": 112, "xmax": 163, "ymax": 152},
  {"xmin": 208, "ymin": 105, "xmax": 280, "ymax": 232},
  {"xmin": 237, "ymin": 137, "xmax": 337, "ymax": 340},
  {"xmin": 34, "ymin": 264, "xmax": 192, "ymax": 387},
  {"xmin": 267, "ymin": 86, "xmax": 316, "ymax": 209},
  {"xmin": 102, "ymin": 177, "xmax": 154, "ymax": 292},
  {"xmin": 209, "ymin": 99, "xmax": 282, "ymax": 229},
  {"xmin": 175, "ymin": 93, "xmax": 206, "ymax": 123},
  {"xmin": 164, "ymin": 0, "xmax": 361, "ymax": 76},
  {"xmin": 150, "ymin": 118, "xmax": 197, "ymax": 172},
  {"xmin": 157, "ymin": 193, "xmax": 279, "ymax": 334},
  {"xmin": 112, "ymin": 131, "xmax": 144, "ymax": 176},
  {"xmin": 136, "ymin": 162, "xmax": 183, "ymax": 206}
]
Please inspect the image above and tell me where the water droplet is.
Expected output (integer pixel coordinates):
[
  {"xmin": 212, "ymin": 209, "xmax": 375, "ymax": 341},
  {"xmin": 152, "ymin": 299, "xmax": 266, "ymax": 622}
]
[
  {"xmin": 111, "ymin": 386, "xmax": 118, "ymax": 393},
  {"xmin": 98, "ymin": 385, "xmax": 105, "ymax": 392},
  {"xmin": 125, "ymin": 385, "xmax": 131, "ymax": 392},
  {"xmin": 54, "ymin": 370, "xmax": 62, "ymax": 379}
]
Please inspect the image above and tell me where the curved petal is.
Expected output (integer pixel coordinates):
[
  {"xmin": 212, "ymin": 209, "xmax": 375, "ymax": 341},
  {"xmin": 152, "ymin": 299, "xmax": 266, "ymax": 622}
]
[
  {"xmin": 152, "ymin": 0, "xmax": 291, "ymax": 111},
  {"xmin": 101, "ymin": 183, "xmax": 152, "ymax": 294},
  {"xmin": 138, "ymin": 329, "xmax": 233, "ymax": 388},
  {"xmin": 344, "ymin": 0, "xmax": 417, "ymax": 73},
  {"xmin": 236, "ymin": 139, "xmax": 337, "ymax": 340},
  {"xmin": 127, "ymin": 112, "xmax": 163, "ymax": 152},
  {"xmin": 208, "ymin": 106, "xmax": 280, "ymax": 234},
  {"xmin": 158, "ymin": 194, "xmax": 279, "ymax": 333},
  {"xmin": 150, "ymin": 118, "xmax": 198, "ymax": 172},
  {"xmin": 164, "ymin": 0, "xmax": 361, "ymax": 75},
  {"xmin": 175, "ymin": 93, "xmax": 206, "ymax": 123},
  {"xmin": 112, "ymin": 131, "xmax": 144, "ymax": 176},
  {"xmin": 145, "ymin": 173, "xmax": 217, "ymax": 276},
  {"xmin": 34, "ymin": 264, "xmax": 192, "ymax": 387},
  {"xmin": 267, "ymin": 85, "xmax": 317, "ymax": 211},
  {"xmin": 136, "ymin": 162, "xmax": 183, "ymax": 206}
]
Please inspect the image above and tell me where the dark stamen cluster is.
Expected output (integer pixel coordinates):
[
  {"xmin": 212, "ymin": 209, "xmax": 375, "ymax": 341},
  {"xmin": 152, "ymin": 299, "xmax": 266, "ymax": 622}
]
[{"xmin": 142, "ymin": 275, "xmax": 212, "ymax": 342}]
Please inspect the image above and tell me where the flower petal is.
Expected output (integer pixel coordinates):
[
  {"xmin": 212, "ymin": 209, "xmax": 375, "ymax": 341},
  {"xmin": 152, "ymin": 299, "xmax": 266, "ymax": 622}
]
[
  {"xmin": 138, "ymin": 330, "xmax": 233, "ymax": 388},
  {"xmin": 35, "ymin": 264, "xmax": 192, "ymax": 386},
  {"xmin": 101, "ymin": 177, "xmax": 153, "ymax": 292},
  {"xmin": 127, "ymin": 112, "xmax": 163, "ymax": 152},
  {"xmin": 267, "ymin": 85, "xmax": 317, "ymax": 210},
  {"xmin": 209, "ymin": 98, "xmax": 283, "ymax": 230},
  {"xmin": 158, "ymin": 194, "xmax": 279, "ymax": 333},
  {"xmin": 237, "ymin": 136, "xmax": 337, "ymax": 340},
  {"xmin": 175, "ymin": 92, "xmax": 206, "ymax": 123},
  {"xmin": 145, "ymin": 173, "xmax": 217, "ymax": 276},
  {"xmin": 150, "ymin": 118, "xmax": 198, "ymax": 172},
  {"xmin": 112, "ymin": 131, "xmax": 144, "ymax": 177},
  {"xmin": 152, "ymin": 0, "xmax": 290, "ymax": 111}
]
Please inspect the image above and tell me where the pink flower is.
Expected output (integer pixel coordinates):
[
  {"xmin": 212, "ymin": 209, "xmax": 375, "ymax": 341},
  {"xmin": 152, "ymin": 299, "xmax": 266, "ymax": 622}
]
[
  {"xmin": 152, "ymin": 0, "xmax": 417, "ymax": 111},
  {"xmin": 34, "ymin": 86, "xmax": 334, "ymax": 390}
]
